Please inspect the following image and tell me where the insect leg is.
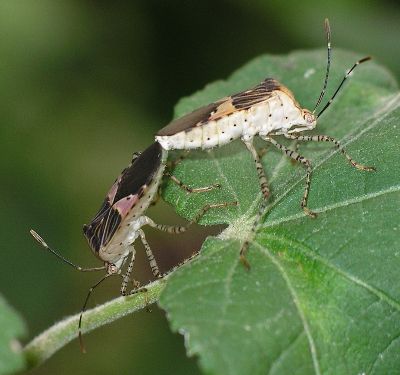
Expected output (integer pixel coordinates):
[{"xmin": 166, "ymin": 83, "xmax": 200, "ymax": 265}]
[
  {"xmin": 146, "ymin": 201, "xmax": 238, "ymax": 234},
  {"xmin": 284, "ymin": 134, "xmax": 376, "ymax": 171},
  {"xmin": 139, "ymin": 229, "xmax": 162, "ymax": 278},
  {"xmin": 165, "ymin": 170, "xmax": 221, "ymax": 193},
  {"xmin": 167, "ymin": 150, "xmax": 190, "ymax": 169},
  {"xmin": 120, "ymin": 252, "xmax": 135, "ymax": 296},
  {"xmin": 239, "ymin": 199, "xmax": 268, "ymax": 270},
  {"xmin": 261, "ymin": 136, "xmax": 316, "ymax": 217},
  {"xmin": 242, "ymin": 139, "xmax": 270, "ymax": 199}
]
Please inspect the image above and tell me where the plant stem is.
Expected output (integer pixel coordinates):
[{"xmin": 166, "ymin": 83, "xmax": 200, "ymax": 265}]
[{"xmin": 22, "ymin": 278, "xmax": 166, "ymax": 369}]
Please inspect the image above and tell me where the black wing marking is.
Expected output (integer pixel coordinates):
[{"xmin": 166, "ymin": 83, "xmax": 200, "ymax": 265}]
[
  {"xmin": 89, "ymin": 198, "xmax": 111, "ymax": 224},
  {"xmin": 83, "ymin": 142, "xmax": 163, "ymax": 252},
  {"xmin": 113, "ymin": 142, "xmax": 162, "ymax": 202},
  {"xmin": 231, "ymin": 78, "xmax": 281, "ymax": 110},
  {"xmin": 157, "ymin": 102, "xmax": 220, "ymax": 136},
  {"xmin": 84, "ymin": 207, "xmax": 122, "ymax": 253},
  {"xmin": 157, "ymin": 78, "xmax": 282, "ymax": 136}
]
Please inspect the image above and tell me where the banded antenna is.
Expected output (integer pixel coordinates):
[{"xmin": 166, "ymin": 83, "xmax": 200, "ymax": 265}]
[
  {"xmin": 30, "ymin": 229, "xmax": 110, "ymax": 353},
  {"xmin": 78, "ymin": 273, "xmax": 111, "ymax": 353},
  {"xmin": 316, "ymin": 56, "xmax": 371, "ymax": 118},
  {"xmin": 313, "ymin": 18, "xmax": 332, "ymax": 113},
  {"xmin": 312, "ymin": 18, "xmax": 371, "ymax": 118},
  {"xmin": 30, "ymin": 229, "xmax": 106, "ymax": 272}
]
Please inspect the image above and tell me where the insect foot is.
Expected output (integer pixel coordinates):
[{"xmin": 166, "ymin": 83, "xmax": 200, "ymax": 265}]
[
  {"xmin": 353, "ymin": 162, "xmax": 376, "ymax": 172},
  {"xmin": 239, "ymin": 246, "xmax": 251, "ymax": 271},
  {"xmin": 303, "ymin": 206, "xmax": 317, "ymax": 218}
]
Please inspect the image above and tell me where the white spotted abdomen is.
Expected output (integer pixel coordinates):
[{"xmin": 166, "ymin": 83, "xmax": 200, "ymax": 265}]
[{"xmin": 156, "ymin": 93, "xmax": 304, "ymax": 151}]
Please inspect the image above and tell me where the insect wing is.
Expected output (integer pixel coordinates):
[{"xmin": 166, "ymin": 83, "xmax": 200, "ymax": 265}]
[
  {"xmin": 83, "ymin": 205, "xmax": 122, "ymax": 253},
  {"xmin": 157, "ymin": 78, "xmax": 283, "ymax": 136},
  {"xmin": 112, "ymin": 143, "xmax": 162, "ymax": 203},
  {"xmin": 230, "ymin": 78, "xmax": 281, "ymax": 110},
  {"xmin": 156, "ymin": 102, "xmax": 221, "ymax": 136},
  {"xmin": 83, "ymin": 142, "xmax": 163, "ymax": 253}
]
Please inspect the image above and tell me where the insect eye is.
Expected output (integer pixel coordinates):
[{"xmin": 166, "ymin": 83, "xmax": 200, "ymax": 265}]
[
  {"xmin": 303, "ymin": 112, "xmax": 315, "ymax": 124},
  {"xmin": 107, "ymin": 263, "xmax": 119, "ymax": 274}
]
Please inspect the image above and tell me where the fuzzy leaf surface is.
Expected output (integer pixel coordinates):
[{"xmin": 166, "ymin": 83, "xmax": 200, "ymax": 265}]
[
  {"xmin": 0, "ymin": 295, "xmax": 26, "ymax": 375},
  {"xmin": 160, "ymin": 49, "xmax": 400, "ymax": 375}
]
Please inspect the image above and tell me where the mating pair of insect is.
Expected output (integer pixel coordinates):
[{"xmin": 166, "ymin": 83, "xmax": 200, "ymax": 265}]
[{"xmin": 31, "ymin": 19, "xmax": 375, "ymax": 351}]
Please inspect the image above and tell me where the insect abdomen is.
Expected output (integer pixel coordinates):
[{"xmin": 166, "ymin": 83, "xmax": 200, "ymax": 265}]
[{"xmin": 156, "ymin": 92, "xmax": 303, "ymax": 151}]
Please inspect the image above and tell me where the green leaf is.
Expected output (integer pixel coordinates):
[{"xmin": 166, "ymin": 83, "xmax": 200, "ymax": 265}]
[
  {"xmin": 159, "ymin": 49, "xmax": 400, "ymax": 375},
  {"xmin": 0, "ymin": 294, "xmax": 26, "ymax": 375}
]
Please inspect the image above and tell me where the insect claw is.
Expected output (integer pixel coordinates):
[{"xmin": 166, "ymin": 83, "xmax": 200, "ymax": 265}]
[
  {"xmin": 355, "ymin": 164, "xmax": 376, "ymax": 172},
  {"xmin": 239, "ymin": 254, "xmax": 251, "ymax": 270},
  {"xmin": 303, "ymin": 207, "xmax": 317, "ymax": 218},
  {"xmin": 359, "ymin": 56, "xmax": 372, "ymax": 63},
  {"xmin": 129, "ymin": 286, "xmax": 147, "ymax": 295}
]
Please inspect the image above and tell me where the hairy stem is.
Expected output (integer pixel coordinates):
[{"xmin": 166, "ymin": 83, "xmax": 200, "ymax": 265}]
[{"xmin": 23, "ymin": 279, "xmax": 166, "ymax": 369}]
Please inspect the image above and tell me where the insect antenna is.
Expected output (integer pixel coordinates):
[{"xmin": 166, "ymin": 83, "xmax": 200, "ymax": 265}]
[
  {"xmin": 317, "ymin": 56, "xmax": 371, "ymax": 118},
  {"xmin": 30, "ymin": 229, "xmax": 106, "ymax": 272},
  {"xmin": 78, "ymin": 273, "xmax": 111, "ymax": 353},
  {"xmin": 313, "ymin": 18, "xmax": 332, "ymax": 113}
]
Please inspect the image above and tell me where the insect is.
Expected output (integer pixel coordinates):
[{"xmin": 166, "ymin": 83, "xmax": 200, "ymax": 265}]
[
  {"xmin": 155, "ymin": 19, "xmax": 375, "ymax": 264},
  {"xmin": 30, "ymin": 141, "xmax": 236, "ymax": 351},
  {"xmin": 156, "ymin": 19, "xmax": 374, "ymax": 214}
]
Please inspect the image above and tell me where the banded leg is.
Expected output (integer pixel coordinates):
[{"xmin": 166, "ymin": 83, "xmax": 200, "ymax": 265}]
[
  {"xmin": 257, "ymin": 145, "xmax": 270, "ymax": 159},
  {"xmin": 166, "ymin": 150, "xmax": 220, "ymax": 193},
  {"xmin": 239, "ymin": 199, "xmax": 268, "ymax": 270},
  {"xmin": 289, "ymin": 140, "xmax": 300, "ymax": 165},
  {"xmin": 120, "ymin": 252, "xmax": 135, "ymax": 296},
  {"xmin": 167, "ymin": 150, "xmax": 190, "ymax": 169},
  {"xmin": 283, "ymin": 134, "xmax": 375, "ymax": 171},
  {"xmin": 242, "ymin": 139, "xmax": 270, "ymax": 199},
  {"xmin": 147, "ymin": 201, "xmax": 238, "ymax": 234},
  {"xmin": 261, "ymin": 136, "xmax": 316, "ymax": 217},
  {"xmin": 139, "ymin": 229, "xmax": 162, "ymax": 278},
  {"xmin": 165, "ymin": 171, "xmax": 221, "ymax": 193},
  {"xmin": 128, "ymin": 284, "xmax": 151, "ymax": 312}
]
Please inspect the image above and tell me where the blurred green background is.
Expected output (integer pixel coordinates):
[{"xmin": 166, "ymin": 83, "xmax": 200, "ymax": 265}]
[{"xmin": 1, "ymin": 1, "xmax": 399, "ymax": 374}]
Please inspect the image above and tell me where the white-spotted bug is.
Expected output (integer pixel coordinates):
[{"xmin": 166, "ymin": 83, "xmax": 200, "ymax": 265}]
[
  {"xmin": 156, "ymin": 19, "xmax": 374, "ymax": 217},
  {"xmin": 155, "ymin": 19, "xmax": 375, "ymax": 266},
  {"xmin": 30, "ymin": 141, "xmax": 236, "ymax": 351}
]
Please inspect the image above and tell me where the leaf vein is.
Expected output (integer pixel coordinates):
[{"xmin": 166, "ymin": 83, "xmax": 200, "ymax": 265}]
[
  {"xmin": 369, "ymin": 330, "xmax": 400, "ymax": 374},
  {"xmin": 210, "ymin": 150, "xmax": 242, "ymax": 214},
  {"xmin": 253, "ymin": 241, "xmax": 321, "ymax": 375},
  {"xmin": 259, "ymin": 233, "xmax": 400, "ymax": 312},
  {"xmin": 268, "ymin": 330, "xmax": 305, "ymax": 375},
  {"xmin": 262, "ymin": 185, "xmax": 400, "ymax": 228}
]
